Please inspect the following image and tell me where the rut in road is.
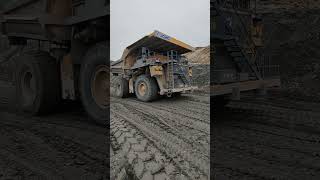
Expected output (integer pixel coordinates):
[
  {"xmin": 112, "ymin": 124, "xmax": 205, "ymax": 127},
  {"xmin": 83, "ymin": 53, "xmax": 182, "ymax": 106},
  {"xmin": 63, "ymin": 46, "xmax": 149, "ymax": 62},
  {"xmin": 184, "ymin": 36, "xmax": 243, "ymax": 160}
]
[{"xmin": 110, "ymin": 95, "xmax": 210, "ymax": 179}]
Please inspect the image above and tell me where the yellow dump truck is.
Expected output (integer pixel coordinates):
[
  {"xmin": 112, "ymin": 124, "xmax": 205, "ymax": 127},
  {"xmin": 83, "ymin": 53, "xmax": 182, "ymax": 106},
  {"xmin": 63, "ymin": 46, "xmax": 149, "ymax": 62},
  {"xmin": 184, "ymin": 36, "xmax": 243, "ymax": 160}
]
[{"xmin": 111, "ymin": 31, "xmax": 197, "ymax": 101}]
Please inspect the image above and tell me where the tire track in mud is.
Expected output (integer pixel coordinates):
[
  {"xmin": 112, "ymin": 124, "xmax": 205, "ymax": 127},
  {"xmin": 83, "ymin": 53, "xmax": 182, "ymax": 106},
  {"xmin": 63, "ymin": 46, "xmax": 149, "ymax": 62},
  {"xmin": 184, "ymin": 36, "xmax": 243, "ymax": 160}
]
[
  {"xmin": 110, "ymin": 95, "xmax": 210, "ymax": 179},
  {"xmin": 110, "ymin": 113, "xmax": 184, "ymax": 180},
  {"xmin": 214, "ymin": 97, "xmax": 320, "ymax": 179},
  {"xmin": 112, "ymin": 97, "xmax": 209, "ymax": 145},
  {"xmin": 0, "ymin": 112, "xmax": 108, "ymax": 180},
  {"xmin": 119, "ymin": 96, "xmax": 210, "ymax": 123}
]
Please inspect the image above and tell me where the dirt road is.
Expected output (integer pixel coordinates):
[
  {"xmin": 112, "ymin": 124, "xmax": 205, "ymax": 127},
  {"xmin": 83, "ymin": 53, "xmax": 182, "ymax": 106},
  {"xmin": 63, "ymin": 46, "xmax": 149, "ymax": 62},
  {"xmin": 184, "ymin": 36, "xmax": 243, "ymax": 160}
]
[
  {"xmin": 110, "ymin": 94, "xmax": 210, "ymax": 179},
  {"xmin": 0, "ymin": 81, "xmax": 108, "ymax": 180},
  {"xmin": 213, "ymin": 95, "xmax": 320, "ymax": 180}
]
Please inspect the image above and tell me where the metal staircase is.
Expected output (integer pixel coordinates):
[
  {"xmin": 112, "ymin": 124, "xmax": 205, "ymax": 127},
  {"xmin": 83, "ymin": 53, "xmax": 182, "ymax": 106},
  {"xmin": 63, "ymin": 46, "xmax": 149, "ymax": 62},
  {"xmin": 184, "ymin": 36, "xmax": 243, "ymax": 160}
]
[
  {"xmin": 167, "ymin": 51, "xmax": 176, "ymax": 93},
  {"xmin": 223, "ymin": 37, "xmax": 260, "ymax": 79},
  {"xmin": 212, "ymin": 0, "xmax": 262, "ymax": 80},
  {"xmin": 177, "ymin": 66, "xmax": 191, "ymax": 86}
]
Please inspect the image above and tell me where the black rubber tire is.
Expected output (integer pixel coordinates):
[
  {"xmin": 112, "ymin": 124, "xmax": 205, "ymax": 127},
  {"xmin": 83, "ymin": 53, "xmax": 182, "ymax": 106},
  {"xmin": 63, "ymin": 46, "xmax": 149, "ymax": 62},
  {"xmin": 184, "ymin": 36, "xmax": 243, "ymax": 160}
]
[
  {"xmin": 80, "ymin": 42, "xmax": 109, "ymax": 124},
  {"xmin": 134, "ymin": 75, "xmax": 158, "ymax": 102},
  {"xmin": 15, "ymin": 51, "xmax": 60, "ymax": 115},
  {"xmin": 115, "ymin": 77, "xmax": 129, "ymax": 98}
]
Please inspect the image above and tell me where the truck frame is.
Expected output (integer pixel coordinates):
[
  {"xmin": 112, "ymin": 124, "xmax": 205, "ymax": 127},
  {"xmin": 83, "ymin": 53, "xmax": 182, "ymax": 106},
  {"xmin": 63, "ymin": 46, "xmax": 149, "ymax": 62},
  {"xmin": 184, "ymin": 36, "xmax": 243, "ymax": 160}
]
[
  {"xmin": 111, "ymin": 31, "xmax": 197, "ymax": 102},
  {"xmin": 0, "ymin": 0, "xmax": 109, "ymax": 124}
]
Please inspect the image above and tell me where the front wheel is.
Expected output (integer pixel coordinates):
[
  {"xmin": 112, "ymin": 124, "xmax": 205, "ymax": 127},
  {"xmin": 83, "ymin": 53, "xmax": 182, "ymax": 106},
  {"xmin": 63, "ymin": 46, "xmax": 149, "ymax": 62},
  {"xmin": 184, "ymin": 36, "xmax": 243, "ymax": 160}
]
[
  {"xmin": 80, "ymin": 43, "xmax": 109, "ymax": 124},
  {"xmin": 134, "ymin": 75, "xmax": 158, "ymax": 102}
]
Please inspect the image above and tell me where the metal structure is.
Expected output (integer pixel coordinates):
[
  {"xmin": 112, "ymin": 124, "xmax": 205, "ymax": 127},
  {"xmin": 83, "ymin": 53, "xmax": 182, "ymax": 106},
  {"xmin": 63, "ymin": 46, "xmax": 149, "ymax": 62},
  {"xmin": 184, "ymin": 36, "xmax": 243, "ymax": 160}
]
[
  {"xmin": 211, "ymin": 0, "xmax": 280, "ymax": 100},
  {"xmin": 0, "ymin": 0, "xmax": 109, "ymax": 124},
  {"xmin": 111, "ymin": 31, "xmax": 197, "ymax": 102}
]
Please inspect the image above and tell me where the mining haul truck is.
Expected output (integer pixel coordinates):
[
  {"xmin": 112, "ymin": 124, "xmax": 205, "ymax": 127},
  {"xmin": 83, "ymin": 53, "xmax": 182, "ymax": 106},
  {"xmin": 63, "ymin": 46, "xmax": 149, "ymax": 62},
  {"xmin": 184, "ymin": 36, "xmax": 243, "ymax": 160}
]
[
  {"xmin": 0, "ymin": 0, "xmax": 109, "ymax": 124},
  {"xmin": 111, "ymin": 31, "xmax": 197, "ymax": 102},
  {"xmin": 211, "ymin": 0, "xmax": 280, "ymax": 106}
]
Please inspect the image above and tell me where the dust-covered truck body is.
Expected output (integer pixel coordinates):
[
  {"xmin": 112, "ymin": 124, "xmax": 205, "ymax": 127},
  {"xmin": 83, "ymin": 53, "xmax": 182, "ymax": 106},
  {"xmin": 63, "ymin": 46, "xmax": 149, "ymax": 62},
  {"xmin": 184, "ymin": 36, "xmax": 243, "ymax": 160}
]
[
  {"xmin": 0, "ymin": 0, "xmax": 109, "ymax": 124},
  {"xmin": 211, "ymin": 0, "xmax": 280, "ymax": 102},
  {"xmin": 111, "ymin": 31, "xmax": 197, "ymax": 101}
]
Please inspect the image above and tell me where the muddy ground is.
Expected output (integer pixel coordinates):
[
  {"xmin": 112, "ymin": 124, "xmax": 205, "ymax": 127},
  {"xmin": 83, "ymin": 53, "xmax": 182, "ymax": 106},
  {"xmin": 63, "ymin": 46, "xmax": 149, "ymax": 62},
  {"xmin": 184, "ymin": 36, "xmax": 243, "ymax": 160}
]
[
  {"xmin": 213, "ymin": 93, "xmax": 320, "ymax": 180},
  {"xmin": 0, "ymin": 82, "xmax": 109, "ymax": 180},
  {"xmin": 110, "ymin": 94, "xmax": 210, "ymax": 179}
]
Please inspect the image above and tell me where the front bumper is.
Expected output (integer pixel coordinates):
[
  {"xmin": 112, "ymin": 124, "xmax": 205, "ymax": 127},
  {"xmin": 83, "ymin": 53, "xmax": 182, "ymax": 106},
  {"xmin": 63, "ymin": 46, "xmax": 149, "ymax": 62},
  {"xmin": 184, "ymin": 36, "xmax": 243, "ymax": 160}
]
[{"xmin": 160, "ymin": 86, "xmax": 198, "ymax": 95}]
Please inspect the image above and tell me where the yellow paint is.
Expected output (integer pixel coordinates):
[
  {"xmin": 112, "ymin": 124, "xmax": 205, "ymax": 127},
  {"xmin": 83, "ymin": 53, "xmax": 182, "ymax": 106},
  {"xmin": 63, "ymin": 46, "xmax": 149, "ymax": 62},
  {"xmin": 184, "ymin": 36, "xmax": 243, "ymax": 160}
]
[
  {"xmin": 150, "ymin": 30, "xmax": 195, "ymax": 51},
  {"xmin": 150, "ymin": 66, "xmax": 163, "ymax": 76}
]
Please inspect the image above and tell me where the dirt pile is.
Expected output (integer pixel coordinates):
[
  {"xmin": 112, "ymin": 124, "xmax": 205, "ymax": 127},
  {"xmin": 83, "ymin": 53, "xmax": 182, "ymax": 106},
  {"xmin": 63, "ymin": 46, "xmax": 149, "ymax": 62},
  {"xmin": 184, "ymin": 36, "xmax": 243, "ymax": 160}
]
[
  {"xmin": 183, "ymin": 46, "xmax": 210, "ymax": 65},
  {"xmin": 184, "ymin": 46, "xmax": 210, "ymax": 90}
]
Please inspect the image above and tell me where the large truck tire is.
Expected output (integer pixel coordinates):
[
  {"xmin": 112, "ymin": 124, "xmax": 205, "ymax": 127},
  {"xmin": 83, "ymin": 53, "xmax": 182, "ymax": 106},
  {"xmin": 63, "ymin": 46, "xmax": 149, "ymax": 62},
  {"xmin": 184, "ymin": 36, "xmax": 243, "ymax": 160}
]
[
  {"xmin": 15, "ymin": 51, "xmax": 60, "ymax": 115},
  {"xmin": 115, "ymin": 77, "xmax": 129, "ymax": 98},
  {"xmin": 80, "ymin": 43, "xmax": 109, "ymax": 124},
  {"xmin": 134, "ymin": 75, "xmax": 158, "ymax": 102}
]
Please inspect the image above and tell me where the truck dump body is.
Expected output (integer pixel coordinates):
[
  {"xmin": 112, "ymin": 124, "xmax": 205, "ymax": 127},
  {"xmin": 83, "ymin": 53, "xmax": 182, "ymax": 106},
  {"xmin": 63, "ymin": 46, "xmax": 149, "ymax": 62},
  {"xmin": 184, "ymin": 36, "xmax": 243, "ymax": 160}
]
[
  {"xmin": 120, "ymin": 30, "xmax": 194, "ymax": 69},
  {"xmin": 1, "ymin": 0, "xmax": 109, "ymax": 43},
  {"xmin": 112, "ymin": 31, "xmax": 194, "ymax": 73}
]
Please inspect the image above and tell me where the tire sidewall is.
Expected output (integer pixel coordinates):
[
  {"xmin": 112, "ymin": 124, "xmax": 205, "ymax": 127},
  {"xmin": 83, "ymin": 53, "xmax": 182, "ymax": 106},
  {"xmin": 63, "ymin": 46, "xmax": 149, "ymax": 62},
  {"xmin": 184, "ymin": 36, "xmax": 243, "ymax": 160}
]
[
  {"xmin": 134, "ymin": 75, "xmax": 157, "ymax": 102},
  {"xmin": 15, "ymin": 55, "xmax": 42, "ymax": 115},
  {"xmin": 80, "ymin": 44, "xmax": 109, "ymax": 124},
  {"xmin": 115, "ymin": 77, "xmax": 129, "ymax": 98}
]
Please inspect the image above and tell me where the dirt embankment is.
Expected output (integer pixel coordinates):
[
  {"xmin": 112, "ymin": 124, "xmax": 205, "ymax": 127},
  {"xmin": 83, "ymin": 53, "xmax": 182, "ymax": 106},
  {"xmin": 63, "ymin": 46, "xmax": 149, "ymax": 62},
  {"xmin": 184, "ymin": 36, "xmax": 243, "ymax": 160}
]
[
  {"xmin": 183, "ymin": 46, "xmax": 210, "ymax": 91},
  {"xmin": 183, "ymin": 46, "xmax": 210, "ymax": 65}
]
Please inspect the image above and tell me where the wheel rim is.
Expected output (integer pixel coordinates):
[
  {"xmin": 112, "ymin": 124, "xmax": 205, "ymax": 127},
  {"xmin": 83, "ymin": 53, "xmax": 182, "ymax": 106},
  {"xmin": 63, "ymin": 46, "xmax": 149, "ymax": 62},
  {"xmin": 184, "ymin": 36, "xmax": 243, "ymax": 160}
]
[
  {"xmin": 91, "ymin": 65, "xmax": 109, "ymax": 109},
  {"xmin": 138, "ymin": 82, "xmax": 147, "ymax": 96},
  {"xmin": 21, "ymin": 70, "xmax": 36, "ymax": 106},
  {"xmin": 116, "ymin": 82, "xmax": 121, "ymax": 96}
]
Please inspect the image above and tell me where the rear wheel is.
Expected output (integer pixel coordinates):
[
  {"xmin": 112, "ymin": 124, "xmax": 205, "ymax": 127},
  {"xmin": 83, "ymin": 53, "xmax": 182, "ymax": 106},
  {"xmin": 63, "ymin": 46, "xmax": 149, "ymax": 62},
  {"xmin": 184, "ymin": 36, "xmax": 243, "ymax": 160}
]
[
  {"xmin": 80, "ymin": 43, "xmax": 109, "ymax": 124},
  {"xmin": 15, "ymin": 51, "xmax": 60, "ymax": 115},
  {"xmin": 115, "ymin": 77, "xmax": 129, "ymax": 98},
  {"xmin": 134, "ymin": 75, "xmax": 158, "ymax": 102}
]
